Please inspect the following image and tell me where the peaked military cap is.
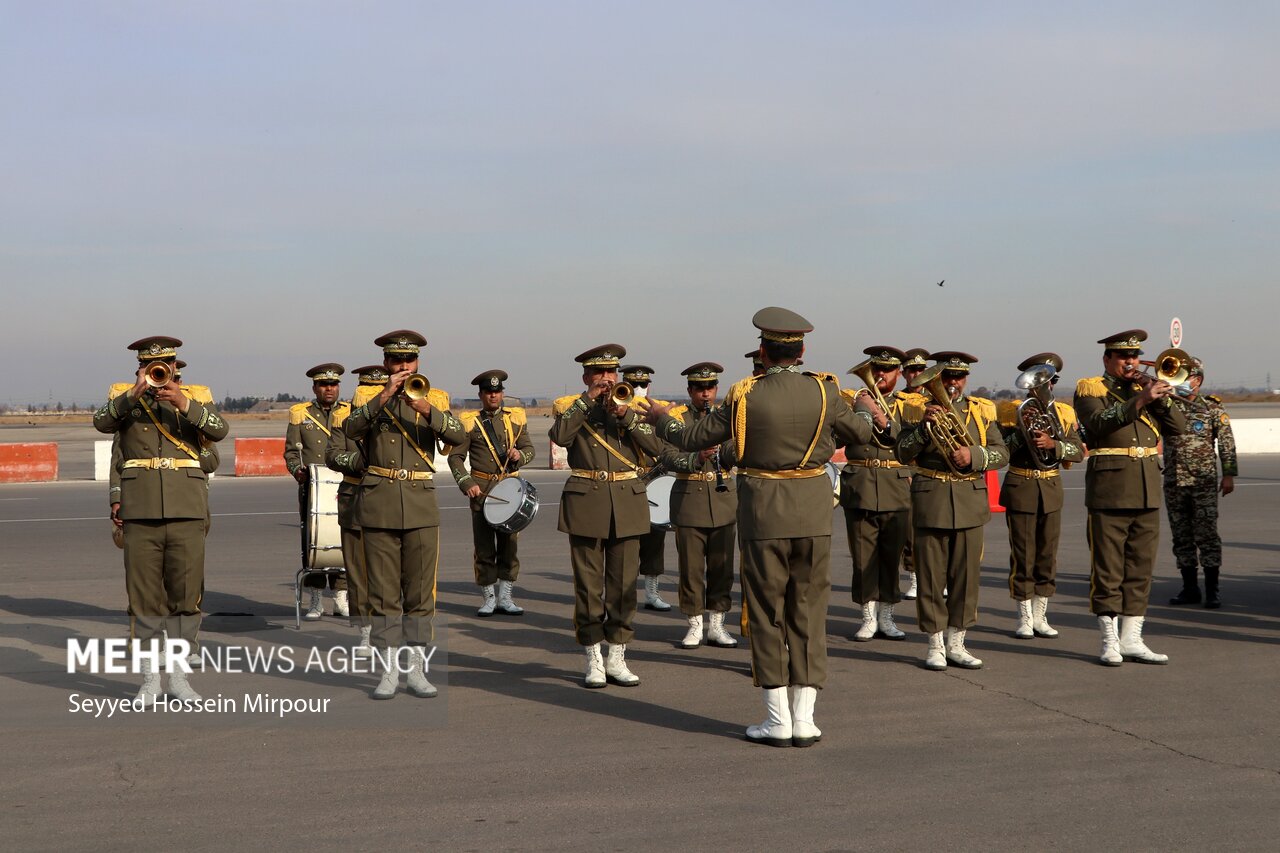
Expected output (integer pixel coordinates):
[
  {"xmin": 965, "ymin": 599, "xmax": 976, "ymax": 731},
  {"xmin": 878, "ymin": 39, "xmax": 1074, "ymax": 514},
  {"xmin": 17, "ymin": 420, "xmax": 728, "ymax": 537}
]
[
  {"xmin": 306, "ymin": 363, "xmax": 345, "ymax": 382},
  {"xmin": 744, "ymin": 348, "xmax": 763, "ymax": 362},
  {"xmin": 620, "ymin": 364, "xmax": 654, "ymax": 383},
  {"xmin": 354, "ymin": 364, "xmax": 389, "ymax": 385},
  {"xmin": 576, "ymin": 344, "xmax": 626, "ymax": 368},
  {"xmin": 682, "ymin": 362, "xmax": 724, "ymax": 383},
  {"xmin": 1017, "ymin": 352, "xmax": 1064, "ymax": 373},
  {"xmin": 472, "ymin": 369, "xmax": 508, "ymax": 391},
  {"xmin": 1187, "ymin": 356, "xmax": 1204, "ymax": 378},
  {"xmin": 862, "ymin": 346, "xmax": 908, "ymax": 367},
  {"xmin": 930, "ymin": 351, "xmax": 979, "ymax": 374},
  {"xmin": 1097, "ymin": 329, "xmax": 1146, "ymax": 353},
  {"xmin": 128, "ymin": 336, "xmax": 182, "ymax": 361},
  {"xmin": 374, "ymin": 329, "xmax": 427, "ymax": 354},
  {"xmin": 753, "ymin": 306, "xmax": 813, "ymax": 343},
  {"xmin": 902, "ymin": 348, "xmax": 930, "ymax": 369}
]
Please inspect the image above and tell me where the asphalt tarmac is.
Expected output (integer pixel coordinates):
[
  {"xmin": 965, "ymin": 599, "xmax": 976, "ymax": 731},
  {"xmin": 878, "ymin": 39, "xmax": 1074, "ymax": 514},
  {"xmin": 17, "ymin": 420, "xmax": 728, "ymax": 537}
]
[{"xmin": 2, "ymin": 457, "xmax": 1279, "ymax": 851}]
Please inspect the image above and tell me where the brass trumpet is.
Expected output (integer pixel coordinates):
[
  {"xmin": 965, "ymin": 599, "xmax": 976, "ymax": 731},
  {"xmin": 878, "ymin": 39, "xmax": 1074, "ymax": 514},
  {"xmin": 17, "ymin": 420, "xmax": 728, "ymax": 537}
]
[
  {"xmin": 909, "ymin": 364, "xmax": 975, "ymax": 474},
  {"xmin": 847, "ymin": 358, "xmax": 894, "ymax": 448},
  {"xmin": 402, "ymin": 373, "xmax": 431, "ymax": 400},
  {"xmin": 1135, "ymin": 347, "xmax": 1191, "ymax": 389},
  {"xmin": 610, "ymin": 382, "xmax": 635, "ymax": 405},
  {"xmin": 143, "ymin": 360, "xmax": 173, "ymax": 388}
]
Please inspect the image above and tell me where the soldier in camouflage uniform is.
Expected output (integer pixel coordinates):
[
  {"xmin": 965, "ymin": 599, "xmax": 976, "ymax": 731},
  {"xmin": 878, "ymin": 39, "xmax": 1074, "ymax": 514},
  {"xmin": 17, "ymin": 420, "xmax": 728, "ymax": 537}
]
[{"xmin": 1164, "ymin": 358, "xmax": 1237, "ymax": 609}]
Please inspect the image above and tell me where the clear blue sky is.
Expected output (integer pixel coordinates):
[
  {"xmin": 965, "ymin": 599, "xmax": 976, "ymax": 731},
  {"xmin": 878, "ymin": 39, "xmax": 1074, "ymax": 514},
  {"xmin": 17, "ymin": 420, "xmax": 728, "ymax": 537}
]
[{"xmin": 3, "ymin": 1, "xmax": 1277, "ymax": 406}]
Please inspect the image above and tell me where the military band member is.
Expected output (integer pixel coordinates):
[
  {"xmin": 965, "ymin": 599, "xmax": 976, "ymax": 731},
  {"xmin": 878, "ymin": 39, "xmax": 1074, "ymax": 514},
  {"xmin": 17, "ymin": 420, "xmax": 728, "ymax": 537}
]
[
  {"xmin": 550, "ymin": 345, "xmax": 668, "ymax": 688},
  {"xmin": 344, "ymin": 330, "xmax": 465, "ymax": 699},
  {"xmin": 898, "ymin": 348, "xmax": 931, "ymax": 600},
  {"xmin": 447, "ymin": 370, "xmax": 536, "ymax": 617},
  {"xmin": 839, "ymin": 347, "xmax": 907, "ymax": 642},
  {"xmin": 661, "ymin": 362, "xmax": 739, "ymax": 649},
  {"xmin": 895, "ymin": 352, "xmax": 1008, "ymax": 671},
  {"xmin": 325, "ymin": 364, "xmax": 386, "ymax": 657},
  {"xmin": 997, "ymin": 353, "xmax": 1085, "ymax": 639},
  {"xmin": 745, "ymin": 349, "xmax": 765, "ymax": 378},
  {"xmin": 1164, "ymin": 357, "xmax": 1236, "ymax": 609},
  {"xmin": 620, "ymin": 364, "xmax": 674, "ymax": 611},
  {"xmin": 1075, "ymin": 330, "xmax": 1187, "ymax": 665},
  {"xmin": 285, "ymin": 364, "xmax": 351, "ymax": 621},
  {"xmin": 648, "ymin": 308, "xmax": 876, "ymax": 747},
  {"xmin": 95, "ymin": 336, "xmax": 229, "ymax": 704}
]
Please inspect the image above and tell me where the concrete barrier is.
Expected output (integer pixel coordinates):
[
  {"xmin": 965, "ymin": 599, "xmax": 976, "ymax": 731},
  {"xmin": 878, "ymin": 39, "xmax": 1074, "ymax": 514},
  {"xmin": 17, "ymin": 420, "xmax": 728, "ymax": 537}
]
[
  {"xmin": 94, "ymin": 439, "xmax": 112, "ymax": 481},
  {"xmin": 0, "ymin": 442, "xmax": 58, "ymax": 483},
  {"xmin": 235, "ymin": 438, "xmax": 289, "ymax": 477},
  {"xmin": 1231, "ymin": 419, "xmax": 1280, "ymax": 454}
]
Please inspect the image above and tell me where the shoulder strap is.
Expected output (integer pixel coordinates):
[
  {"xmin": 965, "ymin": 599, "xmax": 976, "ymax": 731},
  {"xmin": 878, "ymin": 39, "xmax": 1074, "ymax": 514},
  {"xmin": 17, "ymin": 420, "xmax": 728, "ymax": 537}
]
[{"xmin": 139, "ymin": 397, "xmax": 199, "ymax": 460}]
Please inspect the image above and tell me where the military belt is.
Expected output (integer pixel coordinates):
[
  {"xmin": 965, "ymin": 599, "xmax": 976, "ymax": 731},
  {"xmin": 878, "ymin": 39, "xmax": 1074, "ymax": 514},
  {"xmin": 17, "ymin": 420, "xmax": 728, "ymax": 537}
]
[
  {"xmin": 341, "ymin": 475, "xmax": 361, "ymax": 485},
  {"xmin": 471, "ymin": 470, "xmax": 517, "ymax": 482},
  {"xmin": 844, "ymin": 458, "xmax": 903, "ymax": 469},
  {"xmin": 1008, "ymin": 466, "xmax": 1059, "ymax": 479},
  {"xmin": 674, "ymin": 470, "xmax": 734, "ymax": 482},
  {"xmin": 367, "ymin": 466, "xmax": 433, "ymax": 481},
  {"xmin": 571, "ymin": 469, "xmax": 639, "ymax": 482},
  {"xmin": 739, "ymin": 467, "xmax": 828, "ymax": 480},
  {"xmin": 1090, "ymin": 447, "xmax": 1158, "ymax": 459},
  {"xmin": 915, "ymin": 468, "xmax": 981, "ymax": 483},
  {"xmin": 122, "ymin": 458, "xmax": 201, "ymax": 471}
]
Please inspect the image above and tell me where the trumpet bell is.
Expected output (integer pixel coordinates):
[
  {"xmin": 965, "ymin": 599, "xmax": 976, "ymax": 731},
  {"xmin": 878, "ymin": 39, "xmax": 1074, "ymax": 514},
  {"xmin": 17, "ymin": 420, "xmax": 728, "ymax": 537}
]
[
  {"xmin": 144, "ymin": 360, "xmax": 173, "ymax": 388},
  {"xmin": 610, "ymin": 382, "xmax": 634, "ymax": 405},
  {"xmin": 1015, "ymin": 363, "xmax": 1057, "ymax": 392},
  {"xmin": 1139, "ymin": 347, "xmax": 1191, "ymax": 387},
  {"xmin": 403, "ymin": 373, "xmax": 431, "ymax": 400}
]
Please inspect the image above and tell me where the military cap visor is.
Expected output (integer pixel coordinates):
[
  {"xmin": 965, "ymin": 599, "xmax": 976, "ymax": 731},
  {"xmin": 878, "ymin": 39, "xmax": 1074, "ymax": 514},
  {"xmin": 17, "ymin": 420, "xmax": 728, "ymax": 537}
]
[
  {"xmin": 620, "ymin": 364, "xmax": 655, "ymax": 382},
  {"xmin": 375, "ymin": 329, "xmax": 427, "ymax": 354},
  {"xmin": 472, "ymin": 369, "xmax": 508, "ymax": 391},
  {"xmin": 576, "ymin": 344, "xmax": 626, "ymax": 368},
  {"xmin": 862, "ymin": 346, "xmax": 908, "ymax": 367},
  {"xmin": 129, "ymin": 336, "xmax": 183, "ymax": 361},
  {"xmin": 753, "ymin": 306, "xmax": 814, "ymax": 343},
  {"xmin": 1017, "ymin": 352, "xmax": 1064, "ymax": 373},
  {"xmin": 354, "ymin": 364, "xmax": 389, "ymax": 385},
  {"xmin": 682, "ymin": 361, "xmax": 724, "ymax": 382},
  {"xmin": 307, "ymin": 363, "xmax": 345, "ymax": 382},
  {"xmin": 929, "ymin": 351, "xmax": 979, "ymax": 373},
  {"xmin": 1097, "ymin": 329, "xmax": 1147, "ymax": 351}
]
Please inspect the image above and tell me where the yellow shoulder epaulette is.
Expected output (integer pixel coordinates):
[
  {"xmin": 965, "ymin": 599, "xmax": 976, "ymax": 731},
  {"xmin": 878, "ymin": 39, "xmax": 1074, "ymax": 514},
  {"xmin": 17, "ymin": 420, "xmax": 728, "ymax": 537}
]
[
  {"xmin": 668, "ymin": 404, "xmax": 689, "ymax": 419},
  {"xmin": 288, "ymin": 402, "xmax": 313, "ymax": 425},
  {"xmin": 180, "ymin": 384, "xmax": 213, "ymax": 405},
  {"xmin": 1206, "ymin": 394, "xmax": 1222, "ymax": 405},
  {"xmin": 553, "ymin": 394, "xmax": 581, "ymax": 416},
  {"xmin": 839, "ymin": 388, "xmax": 865, "ymax": 407},
  {"xmin": 108, "ymin": 382, "xmax": 133, "ymax": 399},
  {"xmin": 352, "ymin": 385, "xmax": 382, "ymax": 408},
  {"xmin": 725, "ymin": 375, "xmax": 758, "ymax": 404},
  {"xmin": 970, "ymin": 396, "xmax": 997, "ymax": 421},
  {"xmin": 1052, "ymin": 400, "xmax": 1078, "ymax": 431},
  {"xmin": 899, "ymin": 397, "xmax": 926, "ymax": 424},
  {"xmin": 1076, "ymin": 376, "xmax": 1108, "ymax": 398},
  {"xmin": 427, "ymin": 388, "xmax": 451, "ymax": 411},
  {"xmin": 458, "ymin": 410, "xmax": 480, "ymax": 433},
  {"xmin": 506, "ymin": 406, "xmax": 527, "ymax": 427},
  {"xmin": 332, "ymin": 400, "xmax": 351, "ymax": 428},
  {"xmin": 897, "ymin": 390, "xmax": 927, "ymax": 403},
  {"xmin": 804, "ymin": 371, "xmax": 841, "ymax": 387},
  {"xmin": 996, "ymin": 400, "xmax": 1020, "ymax": 428}
]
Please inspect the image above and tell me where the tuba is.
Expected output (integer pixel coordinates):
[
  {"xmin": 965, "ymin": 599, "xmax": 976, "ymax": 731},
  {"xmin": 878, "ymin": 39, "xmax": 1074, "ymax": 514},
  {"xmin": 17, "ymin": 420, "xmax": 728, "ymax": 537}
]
[
  {"xmin": 908, "ymin": 364, "xmax": 975, "ymax": 474},
  {"xmin": 1013, "ymin": 363, "xmax": 1063, "ymax": 470},
  {"xmin": 143, "ymin": 360, "xmax": 173, "ymax": 388},
  {"xmin": 402, "ymin": 373, "xmax": 431, "ymax": 400},
  {"xmin": 847, "ymin": 358, "xmax": 894, "ymax": 448}
]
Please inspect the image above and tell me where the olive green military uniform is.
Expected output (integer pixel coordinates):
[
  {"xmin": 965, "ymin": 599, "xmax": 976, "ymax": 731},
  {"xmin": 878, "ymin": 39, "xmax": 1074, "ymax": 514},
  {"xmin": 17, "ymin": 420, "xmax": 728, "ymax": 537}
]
[
  {"xmin": 657, "ymin": 365, "xmax": 874, "ymax": 689},
  {"xmin": 447, "ymin": 384, "xmax": 536, "ymax": 589},
  {"xmin": 285, "ymin": 384, "xmax": 352, "ymax": 594},
  {"xmin": 898, "ymin": 349, "xmax": 931, "ymax": 592},
  {"xmin": 549, "ymin": 349, "xmax": 668, "ymax": 647},
  {"xmin": 343, "ymin": 334, "xmax": 465, "ymax": 650},
  {"xmin": 1075, "ymin": 371, "xmax": 1187, "ymax": 617},
  {"xmin": 895, "ymin": 359, "xmax": 1008, "ymax": 636},
  {"xmin": 997, "ymin": 355, "xmax": 1085, "ymax": 602},
  {"xmin": 620, "ymin": 366, "xmax": 672, "ymax": 605},
  {"xmin": 661, "ymin": 401, "xmax": 739, "ymax": 617},
  {"xmin": 94, "ymin": 338, "xmax": 229, "ymax": 646}
]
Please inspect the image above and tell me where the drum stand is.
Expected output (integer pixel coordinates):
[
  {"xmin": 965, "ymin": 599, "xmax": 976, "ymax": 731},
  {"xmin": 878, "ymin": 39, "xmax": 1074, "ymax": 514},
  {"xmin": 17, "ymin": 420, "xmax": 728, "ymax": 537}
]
[{"xmin": 294, "ymin": 564, "xmax": 347, "ymax": 629}]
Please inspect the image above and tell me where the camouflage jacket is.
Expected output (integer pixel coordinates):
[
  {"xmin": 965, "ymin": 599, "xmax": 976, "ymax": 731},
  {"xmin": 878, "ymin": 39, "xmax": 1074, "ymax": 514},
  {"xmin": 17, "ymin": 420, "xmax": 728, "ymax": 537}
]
[{"xmin": 1164, "ymin": 393, "xmax": 1238, "ymax": 487}]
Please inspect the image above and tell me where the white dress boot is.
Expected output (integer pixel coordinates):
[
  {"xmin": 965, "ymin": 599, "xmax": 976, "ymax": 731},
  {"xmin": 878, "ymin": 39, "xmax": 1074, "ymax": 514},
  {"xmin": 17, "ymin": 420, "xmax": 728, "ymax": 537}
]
[
  {"xmin": 745, "ymin": 687, "xmax": 793, "ymax": 747},
  {"xmin": 854, "ymin": 601, "xmax": 878, "ymax": 641},
  {"xmin": 304, "ymin": 588, "xmax": 324, "ymax": 621},
  {"xmin": 135, "ymin": 657, "xmax": 161, "ymax": 707},
  {"xmin": 1118, "ymin": 616, "xmax": 1169, "ymax": 664},
  {"xmin": 333, "ymin": 589, "xmax": 350, "ymax": 618},
  {"xmin": 1032, "ymin": 595, "xmax": 1059, "ymax": 637},
  {"xmin": 1014, "ymin": 599, "xmax": 1035, "ymax": 639},
  {"xmin": 605, "ymin": 643, "xmax": 640, "ymax": 686},
  {"xmin": 476, "ymin": 584, "xmax": 497, "ymax": 617},
  {"xmin": 789, "ymin": 686, "xmax": 822, "ymax": 747},
  {"xmin": 1097, "ymin": 616, "xmax": 1122, "ymax": 666},
  {"xmin": 495, "ymin": 580, "xmax": 524, "ymax": 615},
  {"xmin": 706, "ymin": 611, "xmax": 738, "ymax": 647},
  {"xmin": 354, "ymin": 625, "xmax": 373, "ymax": 658},
  {"xmin": 168, "ymin": 662, "xmax": 202, "ymax": 703},
  {"xmin": 583, "ymin": 643, "xmax": 606, "ymax": 688},
  {"xmin": 924, "ymin": 632, "xmax": 947, "ymax": 671},
  {"xmin": 945, "ymin": 627, "xmax": 983, "ymax": 669},
  {"xmin": 904, "ymin": 573, "xmax": 918, "ymax": 600},
  {"xmin": 373, "ymin": 648, "xmax": 401, "ymax": 699},
  {"xmin": 877, "ymin": 602, "xmax": 905, "ymax": 640},
  {"xmin": 406, "ymin": 646, "xmax": 438, "ymax": 697},
  {"xmin": 643, "ymin": 576, "xmax": 672, "ymax": 611},
  {"xmin": 680, "ymin": 614, "xmax": 704, "ymax": 649}
]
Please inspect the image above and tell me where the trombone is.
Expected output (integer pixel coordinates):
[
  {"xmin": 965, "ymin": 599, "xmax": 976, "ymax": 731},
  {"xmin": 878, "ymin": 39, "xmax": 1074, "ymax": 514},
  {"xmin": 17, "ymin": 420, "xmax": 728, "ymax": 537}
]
[
  {"xmin": 1133, "ymin": 347, "xmax": 1191, "ymax": 392},
  {"xmin": 908, "ymin": 364, "xmax": 975, "ymax": 475},
  {"xmin": 847, "ymin": 358, "xmax": 894, "ymax": 448}
]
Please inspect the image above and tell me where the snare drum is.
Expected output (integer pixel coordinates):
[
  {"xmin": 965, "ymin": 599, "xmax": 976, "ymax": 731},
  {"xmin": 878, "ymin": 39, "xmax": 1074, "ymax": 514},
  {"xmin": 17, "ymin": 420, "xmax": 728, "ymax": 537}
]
[
  {"xmin": 825, "ymin": 462, "xmax": 841, "ymax": 508},
  {"xmin": 483, "ymin": 476, "xmax": 540, "ymax": 534},
  {"xmin": 646, "ymin": 474, "xmax": 676, "ymax": 531},
  {"xmin": 305, "ymin": 463, "xmax": 344, "ymax": 569}
]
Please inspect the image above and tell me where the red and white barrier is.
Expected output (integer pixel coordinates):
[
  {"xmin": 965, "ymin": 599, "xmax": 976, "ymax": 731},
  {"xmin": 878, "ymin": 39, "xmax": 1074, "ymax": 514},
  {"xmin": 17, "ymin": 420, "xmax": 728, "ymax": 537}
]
[
  {"xmin": 234, "ymin": 438, "xmax": 290, "ymax": 477},
  {"xmin": 0, "ymin": 442, "xmax": 58, "ymax": 483}
]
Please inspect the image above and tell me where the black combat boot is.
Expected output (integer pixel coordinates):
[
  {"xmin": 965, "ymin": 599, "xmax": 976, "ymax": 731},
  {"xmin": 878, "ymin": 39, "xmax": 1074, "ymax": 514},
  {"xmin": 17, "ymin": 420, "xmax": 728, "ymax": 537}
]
[
  {"xmin": 1203, "ymin": 567, "xmax": 1221, "ymax": 609},
  {"xmin": 1168, "ymin": 567, "xmax": 1202, "ymax": 606}
]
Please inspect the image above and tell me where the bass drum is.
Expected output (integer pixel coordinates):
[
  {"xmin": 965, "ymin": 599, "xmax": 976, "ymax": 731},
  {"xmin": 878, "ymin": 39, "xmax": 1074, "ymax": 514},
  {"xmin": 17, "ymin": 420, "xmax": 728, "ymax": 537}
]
[
  {"xmin": 825, "ymin": 462, "xmax": 841, "ymax": 508},
  {"xmin": 646, "ymin": 474, "xmax": 676, "ymax": 531},
  {"xmin": 305, "ymin": 463, "xmax": 344, "ymax": 569},
  {"xmin": 483, "ymin": 476, "xmax": 540, "ymax": 534}
]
